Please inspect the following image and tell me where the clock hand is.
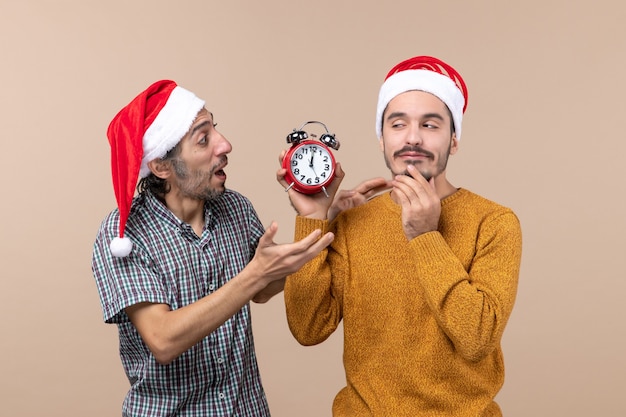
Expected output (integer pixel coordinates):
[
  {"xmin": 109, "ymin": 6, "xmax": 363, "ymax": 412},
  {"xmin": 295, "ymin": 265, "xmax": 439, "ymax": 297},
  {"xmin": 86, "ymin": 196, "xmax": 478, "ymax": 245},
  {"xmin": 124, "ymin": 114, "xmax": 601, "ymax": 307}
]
[{"xmin": 309, "ymin": 151, "xmax": 320, "ymax": 177}]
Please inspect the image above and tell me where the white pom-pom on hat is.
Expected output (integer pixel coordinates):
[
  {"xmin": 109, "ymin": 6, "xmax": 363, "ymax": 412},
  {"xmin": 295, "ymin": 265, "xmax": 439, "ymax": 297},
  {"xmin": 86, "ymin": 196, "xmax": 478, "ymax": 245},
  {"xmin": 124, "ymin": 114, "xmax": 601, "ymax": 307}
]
[
  {"xmin": 110, "ymin": 236, "xmax": 133, "ymax": 258},
  {"xmin": 106, "ymin": 80, "xmax": 205, "ymax": 258}
]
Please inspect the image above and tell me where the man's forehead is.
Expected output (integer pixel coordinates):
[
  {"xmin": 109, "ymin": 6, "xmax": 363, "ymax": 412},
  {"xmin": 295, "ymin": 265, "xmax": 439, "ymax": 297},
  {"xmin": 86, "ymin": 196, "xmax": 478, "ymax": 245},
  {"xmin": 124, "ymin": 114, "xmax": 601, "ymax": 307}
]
[
  {"xmin": 192, "ymin": 108, "xmax": 214, "ymax": 126},
  {"xmin": 193, "ymin": 107, "xmax": 212, "ymax": 120},
  {"xmin": 181, "ymin": 109, "xmax": 213, "ymax": 140}
]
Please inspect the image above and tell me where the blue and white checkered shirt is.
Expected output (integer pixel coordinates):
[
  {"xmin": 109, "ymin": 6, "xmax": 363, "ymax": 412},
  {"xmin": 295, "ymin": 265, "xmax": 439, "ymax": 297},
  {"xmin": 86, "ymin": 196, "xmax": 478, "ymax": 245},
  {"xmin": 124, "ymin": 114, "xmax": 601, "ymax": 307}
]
[{"xmin": 92, "ymin": 190, "xmax": 270, "ymax": 417}]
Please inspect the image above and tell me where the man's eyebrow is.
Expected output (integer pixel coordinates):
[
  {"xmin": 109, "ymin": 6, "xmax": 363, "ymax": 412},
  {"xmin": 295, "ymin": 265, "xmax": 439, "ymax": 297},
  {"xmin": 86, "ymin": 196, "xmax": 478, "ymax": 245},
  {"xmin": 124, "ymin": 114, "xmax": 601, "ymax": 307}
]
[
  {"xmin": 422, "ymin": 112, "xmax": 445, "ymax": 121},
  {"xmin": 189, "ymin": 120, "xmax": 211, "ymax": 137},
  {"xmin": 385, "ymin": 111, "xmax": 445, "ymax": 121},
  {"xmin": 385, "ymin": 111, "xmax": 408, "ymax": 121}
]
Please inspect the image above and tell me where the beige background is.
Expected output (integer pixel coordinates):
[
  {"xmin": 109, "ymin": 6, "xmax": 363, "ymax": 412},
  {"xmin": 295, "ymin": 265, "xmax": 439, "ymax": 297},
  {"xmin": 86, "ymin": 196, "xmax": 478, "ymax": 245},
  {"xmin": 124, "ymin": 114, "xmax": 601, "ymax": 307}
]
[{"xmin": 1, "ymin": 1, "xmax": 624, "ymax": 416}]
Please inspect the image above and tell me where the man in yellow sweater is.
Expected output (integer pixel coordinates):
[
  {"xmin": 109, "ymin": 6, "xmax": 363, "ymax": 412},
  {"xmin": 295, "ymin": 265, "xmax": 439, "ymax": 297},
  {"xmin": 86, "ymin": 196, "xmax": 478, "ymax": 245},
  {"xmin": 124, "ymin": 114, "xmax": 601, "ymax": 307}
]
[{"xmin": 277, "ymin": 55, "xmax": 522, "ymax": 416}]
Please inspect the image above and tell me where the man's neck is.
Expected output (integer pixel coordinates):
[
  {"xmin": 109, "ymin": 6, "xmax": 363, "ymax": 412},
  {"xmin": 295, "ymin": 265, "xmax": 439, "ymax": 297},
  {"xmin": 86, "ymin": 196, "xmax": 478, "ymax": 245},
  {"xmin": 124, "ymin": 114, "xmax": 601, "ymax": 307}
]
[
  {"xmin": 162, "ymin": 192, "xmax": 206, "ymax": 236},
  {"xmin": 434, "ymin": 177, "xmax": 458, "ymax": 200}
]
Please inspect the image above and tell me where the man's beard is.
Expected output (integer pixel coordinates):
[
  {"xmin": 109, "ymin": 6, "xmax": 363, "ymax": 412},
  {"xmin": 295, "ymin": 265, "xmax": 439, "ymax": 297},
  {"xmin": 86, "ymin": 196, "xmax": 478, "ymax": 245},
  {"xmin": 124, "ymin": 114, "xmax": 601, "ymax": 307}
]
[{"xmin": 171, "ymin": 156, "xmax": 226, "ymax": 201}]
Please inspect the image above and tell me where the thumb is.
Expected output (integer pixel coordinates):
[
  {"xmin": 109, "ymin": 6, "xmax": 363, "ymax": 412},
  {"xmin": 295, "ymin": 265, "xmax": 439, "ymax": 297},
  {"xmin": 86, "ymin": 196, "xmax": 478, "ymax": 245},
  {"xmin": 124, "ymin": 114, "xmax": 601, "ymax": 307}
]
[
  {"xmin": 428, "ymin": 176, "xmax": 437, "ymax": 191},
  {"xmin": 326, "ymin": 162, "xmax": 346, "ymax": 195},
  {"xmin": 259, "ymin": 221, "xmax": 279, "ymax": 246}
]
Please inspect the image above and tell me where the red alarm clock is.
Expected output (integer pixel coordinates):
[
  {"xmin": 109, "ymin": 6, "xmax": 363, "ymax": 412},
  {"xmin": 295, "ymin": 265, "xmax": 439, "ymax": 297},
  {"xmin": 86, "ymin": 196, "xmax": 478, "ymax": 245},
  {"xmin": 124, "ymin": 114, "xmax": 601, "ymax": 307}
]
[{"xmin": 282, "ymin": 121, "xmax": 340, "ymax": 197}]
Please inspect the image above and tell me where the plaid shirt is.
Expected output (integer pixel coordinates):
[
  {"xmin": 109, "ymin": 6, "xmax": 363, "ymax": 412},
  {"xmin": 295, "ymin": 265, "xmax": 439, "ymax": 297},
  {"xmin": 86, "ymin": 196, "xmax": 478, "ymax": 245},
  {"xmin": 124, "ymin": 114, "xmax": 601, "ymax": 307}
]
[{"xmin": 92, "ymin": 190, "xmax": 270, "ymax": 417}]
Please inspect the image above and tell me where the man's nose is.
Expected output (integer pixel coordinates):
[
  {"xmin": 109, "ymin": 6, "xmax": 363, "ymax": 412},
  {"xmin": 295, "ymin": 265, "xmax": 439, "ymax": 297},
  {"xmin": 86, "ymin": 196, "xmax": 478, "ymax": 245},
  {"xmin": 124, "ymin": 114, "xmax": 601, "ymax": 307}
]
[
  {"xmin": 406, "ymin": 123, "xmax": 423, "ymax": 145},
  {"xmin": 216, "ymin": 131, "xmax": 233, "ymax": 154}
]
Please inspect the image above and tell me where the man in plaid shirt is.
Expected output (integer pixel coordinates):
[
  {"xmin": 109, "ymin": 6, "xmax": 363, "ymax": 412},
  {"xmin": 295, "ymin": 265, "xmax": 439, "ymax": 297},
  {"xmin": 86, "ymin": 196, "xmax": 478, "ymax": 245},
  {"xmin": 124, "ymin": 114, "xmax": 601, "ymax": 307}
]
[{"xmin": 92, "ymin": 80, "xmax": 334, "ymax": 416}]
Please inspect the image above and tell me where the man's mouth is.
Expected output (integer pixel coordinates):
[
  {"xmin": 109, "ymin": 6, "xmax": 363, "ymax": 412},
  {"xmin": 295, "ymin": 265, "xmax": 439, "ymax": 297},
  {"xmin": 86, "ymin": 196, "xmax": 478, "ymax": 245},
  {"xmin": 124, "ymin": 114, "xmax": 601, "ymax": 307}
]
[
  {"xmin": 214, "ymin": 166, "xmax": 227, "ymax": 180},
  {"xmin": 212, "ymin": 157, "xmax": 228, "ymax": 179},
  {"xmin": 399, "ymin": 153, "xmax": 428, "ymax": 160}
]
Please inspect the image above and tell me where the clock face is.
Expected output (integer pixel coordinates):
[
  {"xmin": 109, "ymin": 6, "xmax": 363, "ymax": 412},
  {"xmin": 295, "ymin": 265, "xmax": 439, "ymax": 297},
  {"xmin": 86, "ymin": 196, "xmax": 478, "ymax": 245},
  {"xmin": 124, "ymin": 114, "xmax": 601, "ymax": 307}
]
[{"xmin": 287, "ymin": 140, "xmax": 335, "ymax": 192}]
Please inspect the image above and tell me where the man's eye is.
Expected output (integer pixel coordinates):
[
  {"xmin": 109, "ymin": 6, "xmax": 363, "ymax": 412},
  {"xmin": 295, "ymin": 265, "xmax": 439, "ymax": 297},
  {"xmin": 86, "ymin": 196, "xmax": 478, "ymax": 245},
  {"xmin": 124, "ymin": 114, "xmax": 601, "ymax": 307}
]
[{"xmin": 199, "ymin": 135, "xmax": 207, "ymax": 144}]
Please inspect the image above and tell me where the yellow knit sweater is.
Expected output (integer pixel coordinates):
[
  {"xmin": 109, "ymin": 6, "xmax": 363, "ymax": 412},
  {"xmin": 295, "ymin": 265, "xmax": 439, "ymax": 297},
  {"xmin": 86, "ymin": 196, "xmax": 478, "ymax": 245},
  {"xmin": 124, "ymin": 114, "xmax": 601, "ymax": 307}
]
[{"xmin": 285, "ymin": 188, "xmax": 522, "ymax": 416}]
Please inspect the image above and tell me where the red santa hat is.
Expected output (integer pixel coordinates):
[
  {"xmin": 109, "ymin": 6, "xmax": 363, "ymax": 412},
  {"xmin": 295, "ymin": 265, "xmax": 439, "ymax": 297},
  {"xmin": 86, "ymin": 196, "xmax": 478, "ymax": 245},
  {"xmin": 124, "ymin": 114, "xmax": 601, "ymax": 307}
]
[
  {"xmin": 106, "ymin": 79, "xmax": 205, "ymax": 257},
  {"xmin": 375, "ymin": 55, "xmax": 468, "ymax": 140}
]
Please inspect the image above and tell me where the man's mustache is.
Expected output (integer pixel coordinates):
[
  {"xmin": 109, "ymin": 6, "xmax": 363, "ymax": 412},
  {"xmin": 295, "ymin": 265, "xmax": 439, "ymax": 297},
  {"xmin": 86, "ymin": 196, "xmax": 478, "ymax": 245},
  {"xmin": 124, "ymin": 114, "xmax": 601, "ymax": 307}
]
[
  {"xmin": 393, "ymin": 146, "xmax": 434, "ymax": 159},
  {"xmin": 210, "ymin": 156, "xmax": 228, "ymax": 174}
]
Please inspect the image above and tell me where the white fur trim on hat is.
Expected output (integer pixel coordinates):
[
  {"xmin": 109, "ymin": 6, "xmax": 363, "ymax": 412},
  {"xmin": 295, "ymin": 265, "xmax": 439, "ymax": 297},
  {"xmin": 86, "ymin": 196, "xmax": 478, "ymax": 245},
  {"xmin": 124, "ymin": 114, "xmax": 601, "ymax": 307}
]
[
  {"xmin": 139, "ymin": 86, "xmax": 205, "ymax": 178},
  {"xmin": 375, "ymin": 69, "xmax": 465, "ymax": 141}
]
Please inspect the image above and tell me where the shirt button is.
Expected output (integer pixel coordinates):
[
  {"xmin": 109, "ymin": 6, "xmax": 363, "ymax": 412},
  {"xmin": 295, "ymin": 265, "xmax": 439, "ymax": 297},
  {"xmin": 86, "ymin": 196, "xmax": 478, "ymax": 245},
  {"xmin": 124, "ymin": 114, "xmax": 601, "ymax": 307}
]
[
  {"xmin": 217, "ymin": 357, "xmax": 224, "ymax": 364},
  {"xmin": 218, "ymin": 393, "xmax": 225, "ymax": 399},
  {"xmin": 208, "ymin": 284, "xmax": 215, "ymax": 291}
]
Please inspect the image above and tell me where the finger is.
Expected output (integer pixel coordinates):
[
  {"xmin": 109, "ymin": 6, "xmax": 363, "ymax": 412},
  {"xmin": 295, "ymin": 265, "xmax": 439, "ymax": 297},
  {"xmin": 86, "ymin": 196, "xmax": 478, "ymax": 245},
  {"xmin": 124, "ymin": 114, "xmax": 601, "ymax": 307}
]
[
  {"xmin": 299, "ymin": 228, "xmax": 324, "ymax": 244},
  {"xmin": 277, "ymin": 149, "xmax": 288, "ymax": 165},
  {"xmin": 354, "ymin": 177, "xmax": 389, "ymax": 194},
  {"xmin": 405, "ymin": 164, "xmax": 428, "ymax": 183},
  {"xmin": 288, "ymin": 229, "xmax": 325, "ymax": 254},
  {"xmin": 259, "ymin": 221, "xmax": 279, "ymax": 247},
  {"xmin": 276, "ymin": 167, "xmax": 291, "ymax": 188},
  {"xmin": 299, "ymin": 231, "xmax": 334, "ymax": 256},
  {"xmin": 334, "ymin": 189, "xmax": 357, "ymax": 202},
  {"xmin": 334, "ymin": 162, "xmax": 345, "ymax": 180},
  {"xmin": 310, "ymin": 231, "xmax": 334, "ymax": 250},
  {"xmin": 391, "ymin": 177, "xmax": 417, "ymax": 205},
  {"xmin": 405, "ymin": 165, "xmax": 438, "ymax": 199},
  {"xmin": 363, "ymin": 182, "xmax": 393, "ymax": 199},
  {"xmin": 427, "ymin": 175, "xmax": 438, "ymax": 193},
  {"xmin": 323, "ymin": 165, "xmax": 346, "ymax": 197}
]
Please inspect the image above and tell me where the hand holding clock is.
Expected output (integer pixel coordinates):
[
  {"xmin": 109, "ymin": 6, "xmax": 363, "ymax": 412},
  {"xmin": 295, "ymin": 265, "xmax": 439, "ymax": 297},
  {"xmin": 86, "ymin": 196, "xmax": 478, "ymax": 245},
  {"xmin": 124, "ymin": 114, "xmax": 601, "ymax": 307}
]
[
  {"xmin": 278, "ymin": 148, "xmax": 393, "ymax": 221},
  {"xmin": 277, "ymin": 149, "xmax": 346, "ymax": 220}
]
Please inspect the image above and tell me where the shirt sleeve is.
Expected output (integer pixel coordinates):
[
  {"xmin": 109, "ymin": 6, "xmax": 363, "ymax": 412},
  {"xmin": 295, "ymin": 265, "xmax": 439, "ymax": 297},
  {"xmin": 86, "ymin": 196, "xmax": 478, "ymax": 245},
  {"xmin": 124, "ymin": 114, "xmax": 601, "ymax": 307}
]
[
  {"xmin": 409, "ymin": 210, "xmax": 522, "ymax": 362},
  {"xmin": 247, "ymin": 202, "xmax": 265, "ymax": 259},
  {"xmin": 91, "ymin": 214, "xmax": 169, "ymax": 324},
  {"xmin": 284, "ymin": 215, "xmax": 345, "ymax": 346}
]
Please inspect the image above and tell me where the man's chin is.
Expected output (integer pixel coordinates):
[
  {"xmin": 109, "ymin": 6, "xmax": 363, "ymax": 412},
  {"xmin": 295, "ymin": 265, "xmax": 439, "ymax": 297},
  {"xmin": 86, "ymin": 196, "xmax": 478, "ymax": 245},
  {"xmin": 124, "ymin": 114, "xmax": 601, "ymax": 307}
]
[{"xmin": 401, "ymin": 168, "xmax": 432, "ymax": 181}]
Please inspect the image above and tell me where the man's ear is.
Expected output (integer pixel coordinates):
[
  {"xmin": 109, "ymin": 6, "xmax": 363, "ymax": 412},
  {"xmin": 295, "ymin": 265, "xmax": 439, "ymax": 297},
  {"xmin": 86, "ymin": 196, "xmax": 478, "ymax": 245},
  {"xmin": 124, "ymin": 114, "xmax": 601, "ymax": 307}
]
[
  {"xmin": 449, "ymin": 134, "xmax": 459, "ymax": 155},
  {"xmin": 378, "ymin": 136, "xmax": 385, "ymax": 152},
  {"xmin": 147, "ymin": 158, "xmax": 171, "ymax": 179}
]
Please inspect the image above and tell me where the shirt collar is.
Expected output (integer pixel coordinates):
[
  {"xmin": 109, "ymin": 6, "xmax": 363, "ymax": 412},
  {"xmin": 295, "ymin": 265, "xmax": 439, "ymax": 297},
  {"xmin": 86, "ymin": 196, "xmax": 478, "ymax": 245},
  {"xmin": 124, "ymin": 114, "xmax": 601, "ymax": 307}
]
[{"xmin": 144, "ymin": 191, "xmax": 214, "ymax": 232}]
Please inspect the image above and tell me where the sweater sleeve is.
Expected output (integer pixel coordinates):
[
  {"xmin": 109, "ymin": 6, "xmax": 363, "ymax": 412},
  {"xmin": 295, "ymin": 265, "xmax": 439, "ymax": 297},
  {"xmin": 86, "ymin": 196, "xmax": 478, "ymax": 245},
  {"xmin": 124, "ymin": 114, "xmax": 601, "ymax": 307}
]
[
  {"xmin": 283, "ymin": 215, "xmax": 344, "ymax": 346},
  {"xmin": 410, "ymin": 210, "xmax": 522, "ymax": 362}
]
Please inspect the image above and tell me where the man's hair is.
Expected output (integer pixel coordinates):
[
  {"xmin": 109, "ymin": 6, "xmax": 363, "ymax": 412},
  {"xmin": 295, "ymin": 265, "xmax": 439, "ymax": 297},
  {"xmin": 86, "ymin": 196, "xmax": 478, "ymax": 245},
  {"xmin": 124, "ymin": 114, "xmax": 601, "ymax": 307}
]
[
  {"xmin": 446, "ymin": 105, "xmax": 456, "ymax": 135},
  {"xmin": 137, "ymin": 142, "xmax": 182, "ymax": 196}
]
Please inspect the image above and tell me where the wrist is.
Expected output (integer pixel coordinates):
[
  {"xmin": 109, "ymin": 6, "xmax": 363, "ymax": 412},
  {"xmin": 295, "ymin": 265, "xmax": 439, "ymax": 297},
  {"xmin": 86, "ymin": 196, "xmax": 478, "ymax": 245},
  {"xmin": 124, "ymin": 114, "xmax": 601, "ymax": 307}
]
[
  {"xmin": 236, "ymin": 264, "xmax": 271, "ymax": 298},
  {"xmin": 302, "ymin": 211, "xmax": 327, "ymax": 220}
]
